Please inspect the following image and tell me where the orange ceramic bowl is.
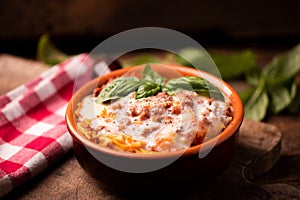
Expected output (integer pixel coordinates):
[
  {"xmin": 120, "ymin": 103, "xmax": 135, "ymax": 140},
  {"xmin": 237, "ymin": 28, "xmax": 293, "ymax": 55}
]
[{"xmin": 65, "ymin": 65, "xmax": 244, "ymax": 192}]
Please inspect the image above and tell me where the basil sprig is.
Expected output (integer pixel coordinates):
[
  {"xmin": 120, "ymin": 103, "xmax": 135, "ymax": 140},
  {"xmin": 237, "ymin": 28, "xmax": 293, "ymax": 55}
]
[
  {"xmin": 97, "ymin": 64, "xmax": 224, "ymax": 103},
  {"xmin": 242, "ymin": 44, "xmax": 300, "ymax": 121}
]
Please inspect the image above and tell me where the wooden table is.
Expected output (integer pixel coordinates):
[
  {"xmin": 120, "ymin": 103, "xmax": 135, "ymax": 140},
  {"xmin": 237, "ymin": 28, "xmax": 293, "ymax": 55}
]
[{"xmin": 1, "ymin": 47, "xmax": 300, "ymax": 199}]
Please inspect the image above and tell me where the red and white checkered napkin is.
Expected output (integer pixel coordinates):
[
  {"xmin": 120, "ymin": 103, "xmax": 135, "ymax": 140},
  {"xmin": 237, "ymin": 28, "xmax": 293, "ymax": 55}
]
[{"xmin": 0, "ymin": 54, "xmax": 95, "ymax": 197}]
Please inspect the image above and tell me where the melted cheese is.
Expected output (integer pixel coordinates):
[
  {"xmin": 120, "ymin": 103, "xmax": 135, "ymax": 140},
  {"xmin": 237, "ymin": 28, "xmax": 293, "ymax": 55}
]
[{"xmin": 76, "ymin": 91, "xmax": 232, "ymax": 153}]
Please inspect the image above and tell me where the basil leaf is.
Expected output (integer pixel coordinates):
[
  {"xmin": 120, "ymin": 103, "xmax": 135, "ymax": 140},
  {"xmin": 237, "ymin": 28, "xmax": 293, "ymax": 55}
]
[
  {"xmin": 136, "ymin": 82, "xmax": 161, "ymax": 99},
  {"xmin": 177, "ymin": 48, "xmax": 221, "ymax": 77},
  {"xmin": 163, "ymin": 76, "xmax": 224, "ymax": 101},
  {"xmin": 177, "ymin": 48, "xmax": 257, "ymax": 80},
  {"xmin": 244, "ymin": 80, "xmax": 269, "ymax": 121},
  {"xmin": 162, "ymin": 77, "xmax": 195, "ymax": 94},
  {"xmin": 263, "ymin": 44, "xmax": 300, "ymax": 84},
  {"xmin": 142, "ymin": 64, "xmax": 165, "ymax": 85},
  {"xmin": 96, "ymin": 77, "xmax": 143, "ymax": 103},
  {"xmin": 37, "ymin": 34, "xmax": 69, "ymax": 66},
  {"xmin": 246, "ymin": 69, "xmax": 261, "ymax": 87},
  {"xmin": 268, "ymin": 85, "xmax": 292, "ymax": 113},
  {"xmin": 268, "ymin": 78, "xmax": 297, "ymax": 114},
  {"xmin": 210, "ymin": 50, "xmax": 257, "ymax": 80}
]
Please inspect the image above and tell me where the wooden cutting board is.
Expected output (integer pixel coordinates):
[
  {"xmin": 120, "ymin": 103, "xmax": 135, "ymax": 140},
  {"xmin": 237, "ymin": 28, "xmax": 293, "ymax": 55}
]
[{"xmin": 1, "ymin": 54, "xmax": 299, "ymax": 199}]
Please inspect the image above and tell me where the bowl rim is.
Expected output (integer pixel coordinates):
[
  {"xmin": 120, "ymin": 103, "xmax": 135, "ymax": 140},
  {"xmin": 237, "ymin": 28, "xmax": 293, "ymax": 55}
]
[{"xmin": 66, "ymin": 65, "xmax": 244, "ymax": 159}]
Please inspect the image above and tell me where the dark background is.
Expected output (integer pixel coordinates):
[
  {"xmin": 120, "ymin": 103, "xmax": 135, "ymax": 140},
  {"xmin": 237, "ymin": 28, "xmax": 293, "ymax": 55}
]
[{"xmin": 1, "ymin": 0, "xmax": 300, "ymax": 57}]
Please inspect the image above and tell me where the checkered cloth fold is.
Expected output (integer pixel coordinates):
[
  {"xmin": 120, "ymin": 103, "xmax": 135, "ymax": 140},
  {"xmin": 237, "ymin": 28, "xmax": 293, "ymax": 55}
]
[{"xmin": 0, "ymin": 54, "xmax": 97, "ymax": 197}]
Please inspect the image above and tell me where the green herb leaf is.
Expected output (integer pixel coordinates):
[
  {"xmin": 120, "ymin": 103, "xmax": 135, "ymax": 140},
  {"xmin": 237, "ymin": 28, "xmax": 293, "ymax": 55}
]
[
  {"xmin": 244, "ymin": 80, "xmax": 269, "ymax": 121},
  {"xmin": 263, "ymin": 44, "xmax": 300, "ymax": 85},
  {"xmin": 142, "ymin": 64, "xmax": 165, "ymax": 85},
  {"xmin": 177, "ymin": 48, "xmax": 222, "ymax": 78},
  {"xmin": 269, "ymin": 78, "xmax": 297, "ymax": 113},
  {"xmin": 97, "ymin": 65, "xmax": 225, "ymax": 103},
  {"xmin": 163, "ymin": 76, "xmax": 224, "ymax": 101},
  {"xmin": 177, "ymin": 48, "xmax": 210, "ymax": 67},
  {"xmin": 210, "ymin": 50, "xmax": 257, "ymax": 80},
  {"xmin": 268, "ymin": 85, "xmax": 292, "ymax": 113},
  {"xmin": 96, "ymin": 77, "xmax": 143, "ymax": 103},
  {"xmin": 243, "ymin": 44, "xmax": 300, "ymax": 120},
  {"xmin": 37, "ymin": 34, "xmax": 69, "ymax": 66},
  {"xmin": 136, "ymin": 82, "xmax": 161, "ymax": 99},
  {"xmin": 177, "ymin": 48, "xmax": 257, "ymax": 80},
  {"xmin": 246, "ymin": 69, "xmax": 261, "ymax": 87}
]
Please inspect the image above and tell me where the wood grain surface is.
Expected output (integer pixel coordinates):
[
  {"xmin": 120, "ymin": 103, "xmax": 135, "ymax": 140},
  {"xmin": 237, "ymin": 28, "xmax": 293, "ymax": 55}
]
[{"xmin": 1, "ymin": 49, "xmax": 300, "ymax": 199}]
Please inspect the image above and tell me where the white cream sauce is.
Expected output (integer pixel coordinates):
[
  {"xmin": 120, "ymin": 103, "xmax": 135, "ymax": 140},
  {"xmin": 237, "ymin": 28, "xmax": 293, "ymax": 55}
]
[{"xmin": 77, "ymin": 91, "xmax": 232, "ymax": 152}]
